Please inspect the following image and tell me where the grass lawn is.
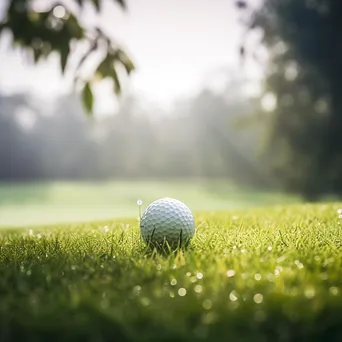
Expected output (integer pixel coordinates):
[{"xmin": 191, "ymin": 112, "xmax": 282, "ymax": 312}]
[
  {"xmin": 0, "ymin": 180, "xmax": 297, "ymax": 227},
  {"xmin": 1, "ymin": 202, "xmax": 342, "ymax": 341}
]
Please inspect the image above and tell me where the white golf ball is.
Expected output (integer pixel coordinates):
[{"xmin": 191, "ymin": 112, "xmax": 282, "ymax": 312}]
[{"xmin": 140, "ymin": 198, "xmax": 195, "ymax": 247}]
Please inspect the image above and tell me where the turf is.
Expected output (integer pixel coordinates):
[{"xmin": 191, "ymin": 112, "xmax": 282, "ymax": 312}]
[
  {"xmin": 1, "ymin": 203, "xmax": 342, "ymax": 342},
  {"xmin": 0, "ymin": 180, "xmax": 297, "ymax": 227}
]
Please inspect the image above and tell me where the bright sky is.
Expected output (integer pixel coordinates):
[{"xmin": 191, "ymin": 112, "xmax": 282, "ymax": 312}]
[{"xmin": 0, "ymin": 0, "xmax": 262, "ymax": 113}]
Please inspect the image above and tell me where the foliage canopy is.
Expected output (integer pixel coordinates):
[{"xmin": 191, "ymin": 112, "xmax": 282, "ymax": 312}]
[{"xmin": 0, "ymin": 0, "xmax": 134, "ymax": 113}]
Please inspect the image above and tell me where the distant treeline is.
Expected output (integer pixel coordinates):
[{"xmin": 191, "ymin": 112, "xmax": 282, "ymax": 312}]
[{"xmin": 0, "ymin": 85, "xmax": 270, "ymax": 187}]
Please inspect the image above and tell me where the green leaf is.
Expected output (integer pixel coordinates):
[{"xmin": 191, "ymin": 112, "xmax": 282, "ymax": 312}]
[
  {"xmin": 118, "ymin": 50, "xmax": 135, "ymax": 75},
  {"xmin": 66, "ymin": 14, "xmax": 84, "ymax": 39},
  {"xmin": 33, "ymin": 48, "xmax": 41, "ymax": 63},
  {"xmin": 0, "ymin": 0, "xmax": 132, "ymax": 119},
  {"xmin": 82, "ymin": 82, "xmax": 94, "ymax": 114},
  {"xmin": 60, "ymin": 44, "xmax": 70, "ymax": 73},
  {"xmin": 96, "ymin": 54, "xmax": 114, "ymax": 78},
  {"xmin": 111, "ymin": 68, "xmax": 121, "ymax": 94}
]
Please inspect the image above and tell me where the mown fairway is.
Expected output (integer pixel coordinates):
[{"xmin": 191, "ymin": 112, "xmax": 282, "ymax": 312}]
[
  {"xmin": 1, "ymin": 203, "xmax": 342, "ymax": 341},
  {"xmin": 0, "ymin": 181, "xmax": 297, "ymax": 227}
]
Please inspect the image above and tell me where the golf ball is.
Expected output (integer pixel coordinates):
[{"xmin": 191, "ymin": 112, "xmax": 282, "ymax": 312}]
[{"xmin": 140, "ymin": 198, "xmax": 195, "ymax": 247}]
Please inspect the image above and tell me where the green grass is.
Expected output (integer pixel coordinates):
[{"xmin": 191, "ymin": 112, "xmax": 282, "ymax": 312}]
[
  {"xmin": 1, "ymin": 203, "xmax": 342, "ymax": 341},
  {"xmin": 0, "ymin": 180, "xmax": 297, "ymax": 227}
]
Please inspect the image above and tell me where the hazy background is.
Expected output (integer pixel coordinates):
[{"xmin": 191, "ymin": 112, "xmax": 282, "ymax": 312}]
[
  {"xmin": 0, "ymin": 0, "xmax": 263, "ymax": 111},
  {"xmin": 1, "ymin": 0, "xmax": 341, "ymax": 226}
]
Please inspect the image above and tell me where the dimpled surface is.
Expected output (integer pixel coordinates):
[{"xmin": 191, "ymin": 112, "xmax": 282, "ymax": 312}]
[{"xmin": 140, "ymin": 198, "xmax": 195, "ymax": 245}]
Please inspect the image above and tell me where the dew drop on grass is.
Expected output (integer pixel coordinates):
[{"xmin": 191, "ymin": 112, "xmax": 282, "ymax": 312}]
[
  {"xmin": 267, "ymin": 246, "xmax": 273, "ymax": 251},
  {"xmin": 186, "ymin": 272, "xmax": 191, "ymax": 277},
  {"xmin": 253, "ymin": 293, "xmax": 263, "ymax": 304},
  {"xmin": 304, "ymin": 287, "xmax": 315, "ymax": 299},
  {"xmin": 197, "ymin": 272, "xmax": 203, "ymax": 280},
  {"xmin": 229, "ymin": 291, "xmax": 238, "ymax": 301},
  {"xmin": 133, "ymin": 285, "xmax": 142, "ymax": 296},
  {"xmin": 194, "ymin": 285, "xmax": 203, "ymax": 293},
  {"xmin": 254, "ymin": 273, "xmax": 262, "ymax": 281},
  {"xmin": 190, "ymin": 276, "xmax": 197, "ymax": 283},
  {"xmin": 170, "ymin": 279, "xmax": 177, "ymax": 286},
  {"xmin": 169, "ymin": 291, "xmax": 175, "ymax": 298},
  {"xmin": 202, "ymin": 299, "xmax": 212, "ymax": 310},
  {"xmin": 178, "ymin": 288, "xmax": 187, "ymax": 296},
  {"xmin": 329, "ymin": 287, "xmax": 339, "ymax": 296},
  {"xmin": 227, "ymin": 270, "xmax": 235, "ymax": 278}
]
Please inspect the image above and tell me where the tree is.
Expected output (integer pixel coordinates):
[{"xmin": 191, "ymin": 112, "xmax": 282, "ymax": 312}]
[
  {"xmin": 0, "ymin": 0, "xmax": 134, "ymax": 113},
  {"xmin": 238, "ymin": 0, "xmax": 342, "ymax": 200}
]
